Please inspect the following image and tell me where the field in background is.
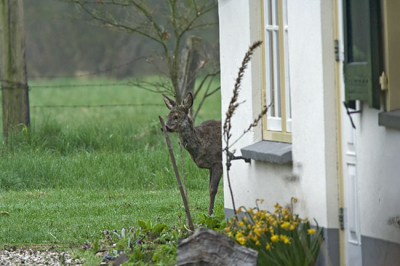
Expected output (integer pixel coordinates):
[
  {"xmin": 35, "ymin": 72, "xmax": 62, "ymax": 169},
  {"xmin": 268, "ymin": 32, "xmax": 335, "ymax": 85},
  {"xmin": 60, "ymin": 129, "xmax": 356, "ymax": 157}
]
[{"xmin": 0, "ymin": 77, "xmax": 223, "ymax": 246}]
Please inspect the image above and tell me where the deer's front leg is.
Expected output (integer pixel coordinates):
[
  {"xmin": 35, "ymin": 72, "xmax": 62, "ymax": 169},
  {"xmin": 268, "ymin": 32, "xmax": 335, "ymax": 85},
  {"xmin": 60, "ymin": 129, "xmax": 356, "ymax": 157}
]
[{"xmin": 208, "ymin": 163, "xmax": 223, "ymax": 216}]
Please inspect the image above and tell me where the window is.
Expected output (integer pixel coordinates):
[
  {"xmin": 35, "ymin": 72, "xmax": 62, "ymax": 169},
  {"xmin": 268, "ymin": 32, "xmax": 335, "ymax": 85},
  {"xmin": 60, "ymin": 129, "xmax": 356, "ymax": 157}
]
[
  {"xmin": 262, "ymin": 0, "xmax": 292, "ymax": 143},
  {"xmin": 343, "ymin": 0, "xmax": 382, "ymax": 110}
]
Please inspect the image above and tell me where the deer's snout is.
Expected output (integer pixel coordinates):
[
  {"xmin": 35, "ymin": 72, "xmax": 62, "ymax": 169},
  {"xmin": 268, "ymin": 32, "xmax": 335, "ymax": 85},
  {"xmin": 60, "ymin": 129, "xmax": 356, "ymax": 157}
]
[{"xmin": 161, "ymin": 125, "xmax": 173, "ymax": 132}]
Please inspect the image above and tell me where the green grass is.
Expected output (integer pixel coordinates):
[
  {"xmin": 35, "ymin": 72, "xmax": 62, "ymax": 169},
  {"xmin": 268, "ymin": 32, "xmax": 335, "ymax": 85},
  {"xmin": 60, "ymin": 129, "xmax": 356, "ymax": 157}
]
[
  {"xmin": 0, "ymin": 76, "xmax": 222, "ymax": 247},
  {"xmin": 0, "ymin": 188, "xmax": 221, "ymax": 245}
]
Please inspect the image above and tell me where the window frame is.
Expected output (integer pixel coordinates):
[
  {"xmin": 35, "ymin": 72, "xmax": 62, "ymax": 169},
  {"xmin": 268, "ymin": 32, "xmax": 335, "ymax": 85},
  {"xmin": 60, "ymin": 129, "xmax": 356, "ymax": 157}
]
[
  {"xmin": 382, "ymin": 0, "xmax": 400, "ymax": 112},
  {"xmin": 261, "ymin": 0, "xmax": 292, "ymax": 143}
]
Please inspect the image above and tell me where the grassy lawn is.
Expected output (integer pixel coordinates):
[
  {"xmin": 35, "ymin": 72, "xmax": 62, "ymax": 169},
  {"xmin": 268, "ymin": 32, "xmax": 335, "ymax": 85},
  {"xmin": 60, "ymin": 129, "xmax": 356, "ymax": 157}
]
[
  {"xmin": 0, "ymin": 189, "xmax": 221, "ymax": 245},
  {"xmin": 0, "ymin": 77, "xmax": 222, "ymax": 248}
]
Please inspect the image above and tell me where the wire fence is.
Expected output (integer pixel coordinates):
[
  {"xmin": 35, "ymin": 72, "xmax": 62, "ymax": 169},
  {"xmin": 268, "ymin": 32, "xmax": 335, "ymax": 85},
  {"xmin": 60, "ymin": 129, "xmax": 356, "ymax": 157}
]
[
  {"xmin": 1, "ymin": 58, "xmax": 166, "ymax": 109},
  {"xmin": 27, "ymin": 56, "xmax": 147, "ymax": 79},
  {"xmin": 31, "ymin": 103, "xmax": 162, "ymax": 109},
  {"xmin": 29, "ymin": 82, "xmax": 131, "ymax": 89}
]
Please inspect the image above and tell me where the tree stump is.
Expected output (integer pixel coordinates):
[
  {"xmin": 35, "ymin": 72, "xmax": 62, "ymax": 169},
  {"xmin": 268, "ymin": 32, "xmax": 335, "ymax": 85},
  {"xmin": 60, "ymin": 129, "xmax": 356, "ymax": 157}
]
[{"xmin": 177, "ymin": 228, "xmax": 258, "ymax": 266}]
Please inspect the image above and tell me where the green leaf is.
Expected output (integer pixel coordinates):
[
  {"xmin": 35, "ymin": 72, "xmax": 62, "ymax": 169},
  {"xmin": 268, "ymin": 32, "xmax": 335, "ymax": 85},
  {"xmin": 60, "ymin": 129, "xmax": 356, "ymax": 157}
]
[
  {"xmin": 152, "ymin": 223, "xmax": 168, "ymax": 234},
  {"xmin": 137, "ymin": 220, "xmax": 147, "ymax": 230}
]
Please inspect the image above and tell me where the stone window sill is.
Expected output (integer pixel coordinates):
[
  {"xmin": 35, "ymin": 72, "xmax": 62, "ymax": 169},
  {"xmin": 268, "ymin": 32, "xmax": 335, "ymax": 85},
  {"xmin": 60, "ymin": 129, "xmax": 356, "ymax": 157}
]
[
  {"xmin": 240, "ymin": 140, "xmax": 292, "ymax": 164},
  {"xmin": 378, "ymin": 109, "xmax": 400, "ymax": 130}
]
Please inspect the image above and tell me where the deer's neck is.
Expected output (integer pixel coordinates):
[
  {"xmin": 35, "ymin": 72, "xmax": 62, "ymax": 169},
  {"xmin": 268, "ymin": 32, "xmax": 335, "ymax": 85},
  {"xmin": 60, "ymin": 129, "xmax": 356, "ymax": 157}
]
[{"xmin": 178, "ymin": 119, "xmax": 201, "ymax": 158}]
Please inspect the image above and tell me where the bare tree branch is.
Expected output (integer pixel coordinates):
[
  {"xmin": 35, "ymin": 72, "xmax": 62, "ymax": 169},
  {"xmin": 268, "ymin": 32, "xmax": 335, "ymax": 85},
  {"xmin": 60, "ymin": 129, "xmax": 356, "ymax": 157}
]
[{"xmin": 62, "ymin": 0, "xmax": 219, "ymax": 115}]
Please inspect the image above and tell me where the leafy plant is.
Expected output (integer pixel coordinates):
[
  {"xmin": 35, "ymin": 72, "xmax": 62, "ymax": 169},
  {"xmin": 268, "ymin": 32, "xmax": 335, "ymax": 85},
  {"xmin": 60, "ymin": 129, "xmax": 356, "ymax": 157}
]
[
  {"xmin": 94, "ymin": 218, "xmax": 190, "ymax": 265},
  {"xmin": 81, "ymin": 206, "xmax": 229, "ymax": 265},
  {"xmin": 197, "ymin": 205, "xmax": 227, "ymax": 230},
  {"xmin": 224, "ymin": 198, "xmax": 324, "ymax": 266}
]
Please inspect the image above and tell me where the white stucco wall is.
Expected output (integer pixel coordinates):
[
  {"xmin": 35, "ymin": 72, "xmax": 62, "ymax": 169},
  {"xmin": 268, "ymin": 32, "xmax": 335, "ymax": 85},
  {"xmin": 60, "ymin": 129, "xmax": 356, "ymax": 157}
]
[
  {"xmin": 218, "ymin": 0, "xmax": 294, "ymax": 213},
  {"xmin": 219, "ymin": 0, "xmax": 400, "ymax": 260},
  {"xmin": 219, "ymin": 0, "xmax": 338, "ymax": 229},
  {"xmin": 219, "ymin": 0, "xmax": 400, "ymax": 256},
  {"xmin": 288, "ymin": 0, "xmax": 338, "ymax": 228},
  {"xmin": 355, "ymin": 105, "xmax": 400, "ymax": 243}
]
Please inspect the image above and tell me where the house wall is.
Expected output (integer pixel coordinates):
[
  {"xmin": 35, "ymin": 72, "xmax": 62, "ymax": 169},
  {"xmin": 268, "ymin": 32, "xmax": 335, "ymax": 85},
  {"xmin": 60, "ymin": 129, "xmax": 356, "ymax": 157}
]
[
  {"xmin": 219, "ymin": 0, "xmax": 338, "ymax": 228},
  {"xmin": 218, "ymin": 0, "xmax": 294, "ymax": 215},
  {"xmin": 356, "ymin": 105, "xmax": 400, "ymax": 244},
  {"xmin": 219, "ymin": 0, "xmax": 400, "ymax": 264},
  {"xmin": 288, "ymin": 0, "xmax": 339, "ymax": 229}
]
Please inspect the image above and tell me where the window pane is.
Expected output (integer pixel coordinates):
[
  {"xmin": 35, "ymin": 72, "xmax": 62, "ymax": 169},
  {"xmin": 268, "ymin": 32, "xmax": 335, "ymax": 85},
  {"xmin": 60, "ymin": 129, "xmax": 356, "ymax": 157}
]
[
  {"xmin": 346, "ymin": 0, "xmax": 369, "ymax": 63},
  {"xmin": 272, "ymin": 30, "xmax": 281, "ymax": 118}
]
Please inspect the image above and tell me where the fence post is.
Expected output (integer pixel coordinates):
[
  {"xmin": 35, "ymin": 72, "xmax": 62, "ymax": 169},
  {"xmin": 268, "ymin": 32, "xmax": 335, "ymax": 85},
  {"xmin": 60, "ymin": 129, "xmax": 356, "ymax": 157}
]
[{"xmin": 0, "ymin": 0, "xmax": 30, "ymax": 139}]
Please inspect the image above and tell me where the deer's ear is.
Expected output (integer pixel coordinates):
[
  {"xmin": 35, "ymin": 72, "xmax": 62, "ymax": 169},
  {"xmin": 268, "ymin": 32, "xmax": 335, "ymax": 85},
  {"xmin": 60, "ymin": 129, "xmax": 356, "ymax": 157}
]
[
  {"xmin": 183, "ymin": 92, "xmax": 193, "ymax": 110},
  {"xmin": 162, "ymin": 94, "xmax": 176, "ymax": 110}
]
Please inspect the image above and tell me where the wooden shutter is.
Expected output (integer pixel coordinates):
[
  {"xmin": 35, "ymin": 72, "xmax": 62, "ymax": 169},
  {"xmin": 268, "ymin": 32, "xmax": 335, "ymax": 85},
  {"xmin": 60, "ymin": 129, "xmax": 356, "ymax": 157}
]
[{"xmin": 343, "ymin": 0, "xmax": 382, "ymax": 109}]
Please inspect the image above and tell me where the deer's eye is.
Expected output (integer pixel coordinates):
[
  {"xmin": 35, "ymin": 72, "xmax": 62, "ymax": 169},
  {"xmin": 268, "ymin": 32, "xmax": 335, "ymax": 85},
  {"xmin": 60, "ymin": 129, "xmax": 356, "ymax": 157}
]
[{"xmin": 174, "ymin": 115, "xmax": 179, "ymax": 120}]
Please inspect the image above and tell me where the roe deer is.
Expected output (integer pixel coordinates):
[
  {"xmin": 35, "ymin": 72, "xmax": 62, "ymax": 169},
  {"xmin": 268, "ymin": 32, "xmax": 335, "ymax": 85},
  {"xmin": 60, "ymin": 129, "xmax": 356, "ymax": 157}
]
[{"xmin": 162, "ymin": 92, "xmax": 222, "ymax": 215}]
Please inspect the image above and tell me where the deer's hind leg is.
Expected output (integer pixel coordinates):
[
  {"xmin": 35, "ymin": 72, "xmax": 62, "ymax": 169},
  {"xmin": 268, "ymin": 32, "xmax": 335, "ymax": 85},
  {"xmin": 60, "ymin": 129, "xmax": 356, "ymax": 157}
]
[{"xmin": 208, "ymin": 163, "xmax": 223, "ymax": 216}]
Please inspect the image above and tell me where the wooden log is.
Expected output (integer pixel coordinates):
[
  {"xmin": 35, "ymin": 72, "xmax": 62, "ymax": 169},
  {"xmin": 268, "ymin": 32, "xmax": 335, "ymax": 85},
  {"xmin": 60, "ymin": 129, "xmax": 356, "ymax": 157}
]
[{"xmin": 177, "ymin": 228, "xmax": 258, "ymax": 266}]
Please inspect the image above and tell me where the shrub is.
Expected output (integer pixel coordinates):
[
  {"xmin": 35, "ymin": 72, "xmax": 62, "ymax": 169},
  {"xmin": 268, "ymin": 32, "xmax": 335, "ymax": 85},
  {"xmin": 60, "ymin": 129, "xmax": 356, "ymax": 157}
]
[{"xmin": 224, "ymin": 198, "xmax": 324, "ymax": 266}]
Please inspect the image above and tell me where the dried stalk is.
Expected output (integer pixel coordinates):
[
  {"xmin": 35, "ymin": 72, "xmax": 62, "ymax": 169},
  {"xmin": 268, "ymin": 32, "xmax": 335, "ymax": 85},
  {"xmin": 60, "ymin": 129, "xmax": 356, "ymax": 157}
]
[
  {"xmin": 222, "ymin": 40, "xmax": 263, "ymax": 219},
  {"xmin": 159, "ymin": 116, "xmax": 194, "ymax": 231},
  {"xmin": 179, "ymin": 141, "xmax": 188, "ymax": 198}
]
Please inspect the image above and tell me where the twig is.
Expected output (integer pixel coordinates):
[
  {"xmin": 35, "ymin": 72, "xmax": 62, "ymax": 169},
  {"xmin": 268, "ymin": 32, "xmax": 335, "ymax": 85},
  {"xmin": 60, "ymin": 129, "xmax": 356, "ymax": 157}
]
[
  {"xmin": 228, "ymin": 101, "xmax": 272, "ymax": 149},
  {"xmin": 193, "ymin": 72, "xmax": 220, "ymax": 121},
  {"xmin": 159, "ymin": 116, "xmax": 194, "ymax": 231},
  {"xmin": 179, "ymin": 141, "xmax": 188, "ymax": 199},
  {"xmin": 222, "ymin": 40, "xmax": 263, "ymax": 220}
]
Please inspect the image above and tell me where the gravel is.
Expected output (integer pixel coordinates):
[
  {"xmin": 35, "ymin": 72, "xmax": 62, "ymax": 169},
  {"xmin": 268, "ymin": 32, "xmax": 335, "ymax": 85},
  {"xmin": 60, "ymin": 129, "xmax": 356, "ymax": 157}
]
[{"xmin": 0, "ymin": 248, "xmax": 83, "ymax": 266}]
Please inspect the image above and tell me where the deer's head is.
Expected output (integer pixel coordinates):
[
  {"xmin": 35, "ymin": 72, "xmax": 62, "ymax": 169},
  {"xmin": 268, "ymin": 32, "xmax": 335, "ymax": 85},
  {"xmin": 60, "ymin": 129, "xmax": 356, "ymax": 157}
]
[{"xmin": 162, "ymin": 92, "xmax": 193, "ymax": 132}]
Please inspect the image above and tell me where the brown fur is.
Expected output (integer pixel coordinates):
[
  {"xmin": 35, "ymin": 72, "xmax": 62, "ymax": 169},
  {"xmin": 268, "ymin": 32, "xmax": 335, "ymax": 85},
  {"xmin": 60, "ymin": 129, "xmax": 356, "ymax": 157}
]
[{"xmin": 162, "ymin": 93, "xmax": 222, "ymax": 215}]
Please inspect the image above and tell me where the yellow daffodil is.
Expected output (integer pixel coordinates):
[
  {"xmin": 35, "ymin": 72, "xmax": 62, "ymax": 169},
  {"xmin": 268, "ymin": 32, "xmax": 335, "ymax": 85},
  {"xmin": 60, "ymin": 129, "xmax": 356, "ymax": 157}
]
[
  {"xmin": 307, "ymin": 229, "xmax": 316, "ymax": 235},
  {"xmin": 282, "ymin": 208, "xmax": 290, "ymax": 216},
  {"xmin": 281, "ymin": 222, "xmax": 290, "ymax": 230},
  {"xmin": 280, "ymin": 235, "xmax": 291, "ymax": 244},
  {"xmin": 224, "ymin": 200, "xmax": 321, "ymax": 260},
  {"xmin": 237, "ymin": 237, "xmax": 246, "ymax": 245},
  {"xmin": 236, "ymin": 232, "xmax": 244, "ymax": 238},
  {"xmin": 254, "ymin": 227, "xmax": 263, "ymax": 236}
]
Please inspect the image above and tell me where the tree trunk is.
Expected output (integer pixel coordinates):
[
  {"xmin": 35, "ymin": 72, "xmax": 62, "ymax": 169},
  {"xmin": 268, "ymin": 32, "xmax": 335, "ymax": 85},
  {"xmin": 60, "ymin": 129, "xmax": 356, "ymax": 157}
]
[
  {"xmin": 178, "ymin": 35, "xmax": 202, "ymax": 104},
  {"xmin": 177, "ymin": 228, "xmax": 258, "ymax": 266},
  {"xmin": 0, "ymin": 0, "xmax": 30, "ymax": 139}
]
